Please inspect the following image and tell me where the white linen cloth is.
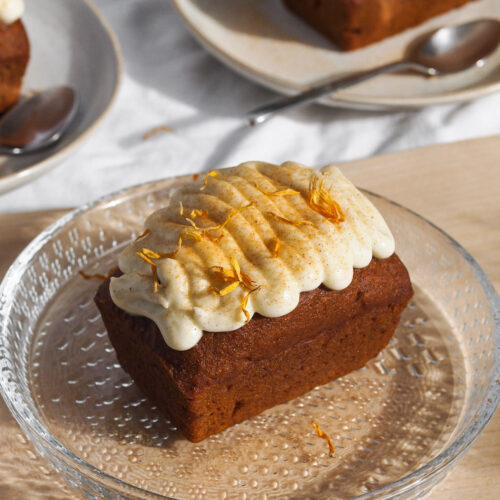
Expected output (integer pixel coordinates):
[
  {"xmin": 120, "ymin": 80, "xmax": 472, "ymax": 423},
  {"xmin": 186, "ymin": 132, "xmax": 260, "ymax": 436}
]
[{"xmin": 0, "ymin": 0, "xmax": 499, "ymax": 212}]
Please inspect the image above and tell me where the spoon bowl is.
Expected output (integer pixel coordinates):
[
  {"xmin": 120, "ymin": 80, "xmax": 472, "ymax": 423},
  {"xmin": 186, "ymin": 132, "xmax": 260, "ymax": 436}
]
[
  {"xmin": 411, "ymin": 19, "xmax": 500, "ymax": 74},
  {"xmin": 0, "ymin": 86, "xmax": 78, "ymax": 155}
]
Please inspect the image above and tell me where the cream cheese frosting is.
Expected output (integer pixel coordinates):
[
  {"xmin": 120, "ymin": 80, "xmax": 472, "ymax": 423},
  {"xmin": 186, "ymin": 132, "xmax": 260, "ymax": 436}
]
[
  {"xmin": 0, "ymin": 0, "xmax": 24, "ymax": 24},
  {"xmin": 110, "ymin": 162, "xmax": 395, "ymax": 351}
]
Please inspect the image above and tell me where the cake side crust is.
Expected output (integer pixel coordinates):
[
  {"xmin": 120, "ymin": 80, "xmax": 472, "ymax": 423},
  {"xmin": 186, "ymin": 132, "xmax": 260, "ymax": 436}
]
[
  {"xmin": 95, "ymin": 254, "xmax": 413, "ymax": 442},
  {"xmin": 283, "ymin": 0, "xmax": 476, "ymax": 50}
]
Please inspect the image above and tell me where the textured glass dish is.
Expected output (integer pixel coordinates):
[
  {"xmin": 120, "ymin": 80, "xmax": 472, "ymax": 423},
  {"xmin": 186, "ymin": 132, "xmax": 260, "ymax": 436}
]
[{"xmin": 0, "ymin": 176, "xmax": 498, "ymax": 500}]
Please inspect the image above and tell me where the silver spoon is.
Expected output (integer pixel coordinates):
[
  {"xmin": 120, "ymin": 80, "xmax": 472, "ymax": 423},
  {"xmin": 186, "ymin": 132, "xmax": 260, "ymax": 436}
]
[
  {"xmin": 248, "ymin": 19, "xmax": 500, "ymax": 125},
  {"xmin": 0, "ymin": 86, "xmax": 78, "ymax": 155}
]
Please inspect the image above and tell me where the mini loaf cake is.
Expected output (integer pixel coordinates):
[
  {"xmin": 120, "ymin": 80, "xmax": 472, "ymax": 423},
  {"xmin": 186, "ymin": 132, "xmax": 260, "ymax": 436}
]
[
  {"xmin": 283, "ymin": 0, "xmax": 476, "ymax": 51},
  {"xmin": 0, "ymin": 0, "xmax": 29, "ymax": 113},
  {"xmin": 95, "ymin": 161, "xmax": 413, "ymax": 442}
]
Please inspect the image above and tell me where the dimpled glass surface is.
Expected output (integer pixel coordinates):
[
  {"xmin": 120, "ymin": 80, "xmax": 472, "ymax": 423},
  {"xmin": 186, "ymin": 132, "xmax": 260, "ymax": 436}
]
[{"xmin": 0, "ymin": 176, "xmax": 498, "ymax": 500}]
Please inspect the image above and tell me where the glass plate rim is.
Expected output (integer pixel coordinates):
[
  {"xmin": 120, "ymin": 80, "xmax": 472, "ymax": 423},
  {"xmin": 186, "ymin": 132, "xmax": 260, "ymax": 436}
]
[{"xmin": 0, "ymin": 176, "xmax": 499, "ymax": 499}]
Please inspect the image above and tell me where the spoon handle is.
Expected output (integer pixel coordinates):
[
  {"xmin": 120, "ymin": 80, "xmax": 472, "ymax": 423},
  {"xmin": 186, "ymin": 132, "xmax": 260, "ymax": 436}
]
[{"xmin": 247, "ymin": 60, "xmax": 432, "ymax": 125}]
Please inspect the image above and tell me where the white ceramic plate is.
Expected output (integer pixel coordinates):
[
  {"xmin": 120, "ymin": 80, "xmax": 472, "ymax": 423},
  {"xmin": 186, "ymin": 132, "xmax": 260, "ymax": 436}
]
[
  {"xmin": 173, "ymin": 0, "xmax": 500, "ymax": 110},
  {"xmin": 0, "ymin": 0, "xmax": 122, "ymax": 194}
]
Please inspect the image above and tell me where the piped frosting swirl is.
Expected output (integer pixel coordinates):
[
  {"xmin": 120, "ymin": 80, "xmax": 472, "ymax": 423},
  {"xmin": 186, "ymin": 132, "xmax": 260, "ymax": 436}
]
[{"xmin": 110, "ymin": 162, "xmax": 395, "ymax": 351}]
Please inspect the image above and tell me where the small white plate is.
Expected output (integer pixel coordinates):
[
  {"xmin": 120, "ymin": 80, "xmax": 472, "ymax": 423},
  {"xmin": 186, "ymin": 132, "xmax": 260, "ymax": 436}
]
[
  {"xmin": 173, "ymin": 0, "xmax": 500, "ymax": 110},
  {"xmin": 0, "ymin": 0, "xmax": 122, "ymax": 194}
]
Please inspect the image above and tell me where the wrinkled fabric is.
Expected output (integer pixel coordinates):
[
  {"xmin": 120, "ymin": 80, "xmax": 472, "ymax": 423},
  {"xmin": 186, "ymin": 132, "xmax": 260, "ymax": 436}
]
[{"xmin": 1, "ymin": 0, "xmax": 499, "ymax": 212}]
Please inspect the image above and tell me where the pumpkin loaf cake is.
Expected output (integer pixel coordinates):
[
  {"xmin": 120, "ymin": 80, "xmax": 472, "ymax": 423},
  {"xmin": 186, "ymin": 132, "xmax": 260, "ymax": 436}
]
[
  {"xmin": 283, "ymin": 0, "xmax": 476, "ymax": 50},
  {"xmin": 94, "ymin": 162, "xmax": 413, "ymax": 442},
  {"xmin": 0, "ymin": 1, "xmax": 29, "ymax": 114}
]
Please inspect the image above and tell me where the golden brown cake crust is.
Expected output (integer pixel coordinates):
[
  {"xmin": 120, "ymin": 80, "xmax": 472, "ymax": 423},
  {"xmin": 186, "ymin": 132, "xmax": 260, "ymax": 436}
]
[
  {"xmin": 95, "ymin": 254, "xmax": 413, "ymax": 442},
  {"xmin": 0, "ymin": 20, "xmax": 30, "ymax": 113},
  {"xmin": 283, "ymin": 0, "xmax": 476, "ymax": 50}
]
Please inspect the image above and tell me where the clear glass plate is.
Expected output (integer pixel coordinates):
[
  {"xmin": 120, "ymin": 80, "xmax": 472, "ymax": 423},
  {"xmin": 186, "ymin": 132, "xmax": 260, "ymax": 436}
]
[{"xmin": 0, "ymin": 175, "xmax": 498, "ymax": 499}]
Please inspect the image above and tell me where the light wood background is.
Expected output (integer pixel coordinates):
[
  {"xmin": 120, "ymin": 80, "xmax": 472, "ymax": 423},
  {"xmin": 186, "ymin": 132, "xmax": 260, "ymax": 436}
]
[{"xmin": 0, "ymin": 136, "xmax": 498, "ymax": 498}]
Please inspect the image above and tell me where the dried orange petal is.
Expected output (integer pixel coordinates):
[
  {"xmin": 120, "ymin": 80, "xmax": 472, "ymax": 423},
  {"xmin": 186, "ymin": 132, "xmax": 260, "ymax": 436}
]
[
  {"xmin": 312, "ymin": 421, "xmax": 335, "ymax": 456},
  {"xmin": 271, "ymin": 237, "xmax": 280, "ymax": 258},
  {"xmin": 216, "ymin": 202, "xmax": 253, "ymax": 231},
  {"xmin": 79, "ymin": 265, "xmax": 119, "ymax": 281},
  {"xmin": 183, "ymin": 230, "xmax": 203, "ymax": 242},
  {"xmin": 254, "ymin": 185, "xmax": 300, "ymax": 197},
  {"xmin": 134, "ymin": 229, "xmax": 150, "ymax": 242},
  {"xmin": 267, "ymin": 212, "xmax": 315, "ymax": 227},
  {"xmin": 140, "ymin": 247, "xmax": 177, "ymax": 260},
  {"xmin": 308, "ymin": 176, "xmax": 345, "ymax": 224},
  {"xmin": 185, "ymin": 218, "xmax": 200, "ymax": 230},
  {"xmin": 241, "ymin": 287, "xmax": 260, "ymax": 323},
  {"xmin": 210, "ymin": 281, "xmax": 240, "ymax": 296},
  {"xmin": 189, "ymin": 209, "xmax": 208, "ymax": 219},
  {"xmin": 210, "ymin": 266, "xmax": 238, "ymax": 282},
  {"xmin": 200, "ymin": 170, "xmax": 219, "ymax": 190},
  {"xmin": 206, "ymin": 232, "xmax": 224, "ymax": 243},
  {"xmin": 137, "ymin": 251, "xmax": 161, "ymax": 292},
  {"xmin": 231, "ymin": 257, "xmax": 243, "ymax": 282},
  {"xmin": 136, "ymin": 251, "xmax": 155, "ymax": 267}
]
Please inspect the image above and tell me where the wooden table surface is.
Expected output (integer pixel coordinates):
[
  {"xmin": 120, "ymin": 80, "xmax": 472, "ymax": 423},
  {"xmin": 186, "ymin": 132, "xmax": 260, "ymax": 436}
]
[{"xmin": 0, "ymin": 136, "xmax": 498, "ymax": 499}]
